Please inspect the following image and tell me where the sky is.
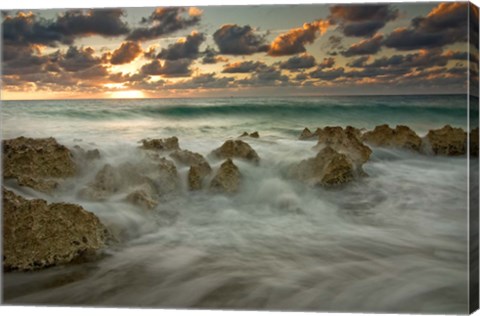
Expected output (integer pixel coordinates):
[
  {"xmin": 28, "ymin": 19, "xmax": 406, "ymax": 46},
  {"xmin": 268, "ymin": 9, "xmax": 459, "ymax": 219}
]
[{"xmin": 1, "ymin": 2, "xmax": 479, "ymax": 99}]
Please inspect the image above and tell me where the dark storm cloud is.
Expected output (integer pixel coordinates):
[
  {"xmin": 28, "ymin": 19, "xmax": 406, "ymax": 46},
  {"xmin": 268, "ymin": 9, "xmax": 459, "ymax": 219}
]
[
  {"xmin": 347, "ymin": 56, "xmax": 370, "ymax": 68},
  {"xmin": 109, "ymin": 41, "xmax": 143, "ymax": 65},
  {"xmin": 157, "ymin": 32, "xmax": 205, "ymax": 60},
  {"xmin": 213, "ymin": 24, "xmax": 269, "ymax": 55},
  {"xmin": 384, "ymin": 3, "xmax": 468, "ymax": 50},
  {"xmin": 2, "ymin": 9, "xmax": 129, "ymax": 47},
  {"xmin": 279, "ymin": 54, "xmax": 316, "ymax": 70},
  {"xmin": 237, "ymin": 66, "xmax": 289, "ymax": 86},
  {"xmin": 127, "ymin": 7, "xmax": 201, "ymax": 42},
  {"xmin": 140, "ymin": 59, "xmax": 192, "ymax": 77},
  {"xmin": 366, "ymin": 49, "xmax": 454, "ymax": 70},
  {"xmin": 317, "ymin": 57, "xmax": 336, "ymax": 69},
  {"xmin": 309, "ymin": 67, "xmax": 345, "ymax": 80},
  {"xmin": 166, "ymin": 73, "xmax": 234, "ymax": 90},
  {"xmin": 201, "ymin": 47, "xmax": 228, "ymax": 64},
  {"xmin": 268, "ymin": 20, "xmax": 330, "ymax": 56},
  {"xmin": 342, "ymin": 34, "xmax": 383, "ymax": 57},
  {"xmin": 328, "ymin": 4, "xmax": 399, "ymax": 37},
  {"xmin": 58, "ymin": 46, "xmax": 102, "ymax": 72},
  {"xmin": 222, "ymin": 61, "xmax": 266, "ymax": 73}
]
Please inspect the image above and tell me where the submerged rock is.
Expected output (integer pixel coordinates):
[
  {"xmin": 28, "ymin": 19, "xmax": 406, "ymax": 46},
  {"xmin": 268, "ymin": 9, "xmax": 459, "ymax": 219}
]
[
  {"xmin": 314, "ymin": 126, "xmax": 372, "ymax": 169},
  {"xmin": 471, "ymin": 127, "xmax": 479, "ymax": 157},
  {"xmin": 210, "ymin": 140, "xmax": 260, "ymax": 164},
  {"xmin": 362, "ymin": 124, "xmax": 422, "ymax": 151},
  {"xmin": 170, "ymin": 149, "xmax": 209, "ymax": 167},
  {"xmin": 3, "ymin": 137, "xmax": 76, "ymax": 193},
  {"xmin": 3, "ymin": 188, "xmax": 109, "ymax": 271},
  {"xmin": 299, "ymin": 128, "xmax": 314, "ymax": 140},
  {"xmin": 170, "ymin": 149, "xmax": 212, "ymax": 190},
  {"xmin": 210, "ymin": 159, "xmax": 241, "ymax": 193},
  {"xmin": 240, "ymin": 131, "xmax": 259, "ymax": 138},
  {"xmin": 125, "ymin": 189, "xmax": 158, "ymax": 210},
  {"xmin": 140, "ymin": 136, "xmax": 180, "ymax": 151},
  {"xmin": 425, "ymin": 125, "xmax": 467, "ymax": 156},
  {"xmin": 156, "ymin": 158, "xmax": 180, "ymax": 195},
  {"xmin": 288, "ymin": 146, "xmax": 355, "ymax": 187}
]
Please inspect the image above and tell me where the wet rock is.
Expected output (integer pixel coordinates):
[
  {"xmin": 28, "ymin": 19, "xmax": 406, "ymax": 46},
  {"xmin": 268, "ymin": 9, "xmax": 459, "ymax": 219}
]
[
  {"xmin": 362, "ymin": 124, "xmax": 422, "ymax": 151},
  {"xmin": 210, "ymin": 159, "xmax": 241, "ymax": 193},
  {"xmin": 3, "ymin": 137, "xmax": 76, "ymax": 192},
  {"xmin": 170, "ymin": 149, "xmax": 209, "ymax": 167},
  {"xmin": 140, "ymin": 136, "xmax": 180, "ymax": 151},
  {"xmin": 125, "ymin": 190, "xmax": 158, "ymax": 210},
  {"xmin": 314, "ymin": 126, "xmax": 372, "ymax": 169},
  {"xmin": 3, "ymin": 188, "xmax": 109, "ymax": 271},
  {"xmin": 156, "ymin": 158, "xmax": 180, "ymax": 195},
  {"xmin": 288, "ymin": 146, "xmax": 355, "ymax": 187},
  {"xmin": 299, "ymin": 128, "xmax": 314, "ymax": 140},
  {"xmin": 240, "ymin": 131, "xmax": 259, "ymax": 138},
  {"xmin": 425, "ymin": 125, "xmax": 467, "ymax": 156},
  {"xmin": 210, "ymin": 140, "xmax": 260, "ymax": 164},
  {"xmin": 73, "ymin": 145, "xmax": 101, "ymax": 160},
  {"xmin": 471, "ymin": 127, "xmax": 479, "ymax": 157},
  {"xmin": 170, "ymin": 149, "xmax": 212, "ymax": 190}
]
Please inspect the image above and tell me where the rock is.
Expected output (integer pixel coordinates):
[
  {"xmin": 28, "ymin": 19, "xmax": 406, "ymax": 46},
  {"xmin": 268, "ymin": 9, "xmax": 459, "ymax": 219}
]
[
  {"xmin": 188, "ymin": 163, "xmax": 211, "ymax": 191},
  {"xmin": 16, "ymin": 176, "xmax": 59, "ymax": 193},
  {"xmin": 210, "ymin": 140, "xmax": 260, "ymax": 164},
  {"xmin": 156, "ymin": 158, "xmax": 180, "ymax": 195},
  {"xmin": 125, "ymin": 190, "xmax": 158, "ymax": 210},
  {"xmin": 362, "ymin": 124, "xmax": 422, "ymax": 151},
  {"xmin": 425, "ymin": 125, "xmax": 467, "ymax": 156},
  {"xmin": 288, "ymin": 146, "xmax": 355, "ymax": 187},
  {"xmin": 3, "ymin": 137, "xmax": 76, "ymax": 191},
  {"xmin": 240, "ymin": 132, "xmax": 249, "ymax": 137},
  {"xmin": 210, "ymin": 159, "xmax": 241, "ymax": 193},
  {"xmin": 140, "ymin": 136, "xmax": 179, "ymax": 151},
  {"xmin": 3, "ymin": 188, "xmax": 109, "ymax": 271},
  {"xmin": 240, "ymin": 131, "xmax": 259, "ymax": 138},
  {"xmin": 170, "ymin": 149, "xmax": 210, "ymax": 168},
  {"xmin": 73, "ymin": 145, "xmax": 101, "ymax": 160},
  {"xmin": 471, "ymin": 127, "xmax": 479, "ymax": 156},
  {"xmin": 314, "ymin": 126, "xmax": 372, "ymax": 168},
  {"xmin": 299, "ymin": 128, "xmax": 314, "ymax": 140}
]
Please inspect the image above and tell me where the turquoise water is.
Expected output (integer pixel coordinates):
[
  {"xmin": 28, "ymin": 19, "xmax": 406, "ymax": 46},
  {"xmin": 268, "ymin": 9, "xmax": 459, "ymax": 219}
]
[{"xmin": 1, "ymin": 94, "xmax": 475, "ymax": 313}]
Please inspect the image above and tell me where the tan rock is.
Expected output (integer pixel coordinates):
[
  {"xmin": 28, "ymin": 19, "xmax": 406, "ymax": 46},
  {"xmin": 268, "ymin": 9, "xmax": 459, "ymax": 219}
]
[
  {"xmin": 170, "ymin": 149, "xmax": 210, "ymax": 168},
  {"xmin": 210, "ymin": 140, "xmax": 260, "ymax": 164},
  {"xmin": 314, "ymin": 126, "xmax": 372, "ymax": 168},
  {"xmin": 156, "ymin": 158, "xmax": 180, "ymax": 195},
  {"xmin": 471, "ymin": 127, "xmax": 479, "ymax": 157},
  {"xmin": 125, "ymin": 190, "xmax": 158, "ymax": 210},
  {"xmin": 140, "ymin": 136, "xmax": 179, "ymax": 151},
  {"xmin": 362, "ymin": 124, "xmax": 422, "ymax": 151},
  {"xmin": 250, "ymin": 131, "xmax": 259, "ymax": 138},
  {"xmin": 3, "ymin": 137, "xmax": 76, "ymax": 192},
  {"xmin": 288, "ymin": 146, "xmax": 355, "ymax": 187},
  {"xmin": 299, "ymin": 128, "xmax": 314, "ymax": 140},
  {"xmin": 425, "ymin": 125, "xmax": 467, "ymax": 156},
  {"xmin": 210, "ymin": 159, "xmax": 241, "ymax": 193},
  {"xmin": 3, "ymin": 188, "xmax": 109, "ymax": 271},
  {"xmin": 188, "ymin": 163, "xmax": 211, "ymax": 191}
]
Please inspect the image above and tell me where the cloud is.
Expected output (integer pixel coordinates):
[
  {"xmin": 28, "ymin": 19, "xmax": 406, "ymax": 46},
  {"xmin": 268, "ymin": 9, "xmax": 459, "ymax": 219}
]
[
  {"xmin": 279, "ymin": 54, "xmax": 316, "ymax": 70},
  {"xmin": 384, "ymin": 3, "xmax": 468, "ymax": 50},
  {"xmin": 329, "ymin": 4, "xmax": 399, "ymax": 37},
  {"xmin": 109, "ymin": 41, "xmax": 143, "ymax": 65},
  {"xmin": 237, "ymin": 66, "xmax": 289, "ymax": 86},
  {"xmin": 157, "ymin": 32, "xmax": 205, "ymax": 60},
  {"xmin": 140, "ymin": 59, "xmax": 192, "ymax": 77},
  {"xmin": 213, "ymin": 24, "xmax": 269, "ymax": 55},
  {"xmin": 222, "ymin": 61, "xmax": 266, "ymax": 73},
  {"xmin": 2, "ymin": 9, "xmax": 129, "ymax": 47},
  {"xmin": 58, "ymin": 46, "xmax": 103, "ymax": 72},
  {"xmin": 268, "ymin": 20, "xmax": 330, "ymax": 56},
  {"xmin": 309, "ymin": 67, "xmax": 345, "ymax": 80},
  {"xmin": 201, "ymin": 47, "xmax": 228, "ymax": 64},
  {"xmin": 342, "ymin": 34, "xmax": 383, "ymax": 57},
  {"xmin": 166, "ymin": 73, "xmax": 234, "ymax": 90},
  {"xmin": 347, "ymin": 56, "xmax": 370, "ymax": 68},
  {"xmin": 318, "ymin": 57, "xmax": 336, "ymax": 69},
  {"xmin": 127, "ymin": 7, "xmax": 201, "ymax": 42}
]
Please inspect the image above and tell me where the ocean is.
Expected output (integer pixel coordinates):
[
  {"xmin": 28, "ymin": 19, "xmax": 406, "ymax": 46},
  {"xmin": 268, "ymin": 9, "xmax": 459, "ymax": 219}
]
[{"xmin": 1, "ymin": 94, "xmax": 477, "ymax": 313}]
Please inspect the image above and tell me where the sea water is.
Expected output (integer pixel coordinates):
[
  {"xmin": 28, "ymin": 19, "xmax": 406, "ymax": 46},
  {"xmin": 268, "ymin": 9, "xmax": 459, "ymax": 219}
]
[{"xmin": 1, "ymin": 95, "xmax": 476, "ymax": 313}]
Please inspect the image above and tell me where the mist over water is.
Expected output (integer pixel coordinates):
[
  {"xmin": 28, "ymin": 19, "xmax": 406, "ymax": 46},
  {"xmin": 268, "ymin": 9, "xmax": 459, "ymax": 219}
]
[{"xmin": 2, "ymin": 95, "xmax": 473, "ymax": 313}]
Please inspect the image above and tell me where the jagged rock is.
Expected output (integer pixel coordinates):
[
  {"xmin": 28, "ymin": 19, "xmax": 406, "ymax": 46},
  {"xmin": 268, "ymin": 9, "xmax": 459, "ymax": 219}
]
[
  {"xmin": 73, "ymin": 145, "xmax": 101, "ymax": 160},
  {"xmin": 3, "ymin": 137, "xmax": 76, "ymax": 193},
  {"xmin": 170, "ymin": 149, "xmax": 209, "ymax": 167},
  {"xmin": 471, "ymin": 127, "xmax": 479, "ymax": 157},
  {"xmin": 210, "ymin": 140, "xmax": 260, "ymax": 164},
  {"xmin": 125, "ymin": 190, "xmax": 158, "ymax": 210},
  {"xmin": 156, "ymin": 158, "xmax": 180, "ymax": 195},
  {"xmin": 240, "ymin": 132, "xmax": 249, "ymax": 137},
  {"xmin": 210, "ymin": 159, "xmax": 241, "ymax": 193},
  {"xmin": 288, "ymin": 146, "xmax": 355, "ymax": 186},
  {"xmin": 362, "ymin": 124, "xmax": 422, "ymax": 151},
  {"xmin": 299, "ymin": 128, "xmax": 314, "ymax": 140},
  {"xmin": 345, "ymin": 126, "xmax": 362, "ymax": 140},
  {"xmin": 140, "ymin": 136, "xmax": 179, "ymax": 151},
  {"xmin": 16, "ymin": 176, "xmax": 59, "ymax": 193},
  {"xmin": 314, "ymin": 126, "xmax": 372, "ymax": 168},
  {"xmin": 240, "ymin": 131, "xmax": 259, "ymax": 138},
  {"xmin": 425, "ymin": 125, "xmax": 467, "ymax": 156},
  {"xmin": 3, "ymin": 188, "xmax": 109, "ymax": 271}
]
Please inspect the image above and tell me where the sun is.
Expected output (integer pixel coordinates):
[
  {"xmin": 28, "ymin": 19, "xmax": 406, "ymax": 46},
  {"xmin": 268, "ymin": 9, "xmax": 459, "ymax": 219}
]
[{"xmin": 109, "ymin": 90, "xmax": 145, "ymax": 99}]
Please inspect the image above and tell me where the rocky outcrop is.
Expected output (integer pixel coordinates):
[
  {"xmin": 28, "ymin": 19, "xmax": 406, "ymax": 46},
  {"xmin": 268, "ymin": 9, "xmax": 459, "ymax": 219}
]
[
  {"xmin": 424, "ymin": 125, "xmax": 467, "ymax": 156},
  {"xmin": 125, "ymin": 189, "xmax": 158, "ymax": 210},
  {"xmin": 3, "ymin": 188, "xmax": 109, "ymax": 271},
  {"xmin": 362, "ymin": 124, "xmax": 422, "ymax": 151},
  {"xmin": 72, "ymin": 145, "xmax": 101, "ymax": 161},
  {"xmin": 3, "ymin": 137, "xmax": 76, "ymax": 193},
  {"xmin": 288, "ymin": 146, "xmax": 355, "ymax": 187},
  {"xmin": 299, "ymin": 128, "xmax": 315, "ymax": 140},
  {"xmin": 210, "ymin": 140, "xmax": 260, "ymax": 164},
  {"xmin": 170, "ymin": 149, "xmax": 212, "ymax": 190},
  {"xmin": 471, "ymin": 127, "xmax": 479, "ymax": 157},
  {"xmin": 314, "ymin": 126, "xmax": 372, "ymax": 169},
  {"xmin": 140, "ymin": 136, "xmax": 180, "ymax": 151},
  {"xmin": 240, "ymin": 131, "xmax": 259, "ymax": 138},
  {"xmin": 209, "ymin": 159, "xmax": 241, "ymax": 193},
  {"xmin": 156, "ymin": 158, "xmax": 180, "ymax": 195},
  {"xmin": 170, "ymin": 149, "xmax": 209, "ymax": 167}
]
